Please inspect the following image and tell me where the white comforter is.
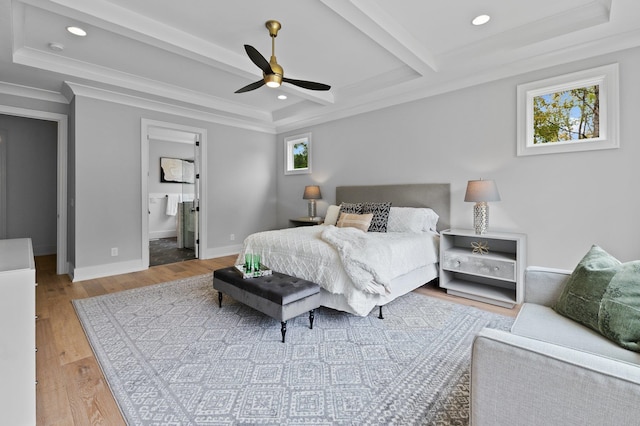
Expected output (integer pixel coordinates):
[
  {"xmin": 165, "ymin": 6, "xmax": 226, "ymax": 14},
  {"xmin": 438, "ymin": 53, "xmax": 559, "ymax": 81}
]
[{"xmin": 237, "ymin": 225, "xmax": 439, "ymax": 315}]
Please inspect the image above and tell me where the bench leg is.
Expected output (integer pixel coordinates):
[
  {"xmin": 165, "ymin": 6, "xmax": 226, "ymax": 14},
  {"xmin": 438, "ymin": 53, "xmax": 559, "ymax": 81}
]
[
  {"xmin": 378, "ymin": 306, "xmax": 384, "ymax": 319},
  {"xmin": 281, "ymin": 321, "xmax": 287, "ymax": 343},
  {"xmin": 218, "ymin": 292, "xmax": 223, "ymax": 308},
  {"xmin": 309, "ymin": 309, "xmax": 315, "ymax": 329}
]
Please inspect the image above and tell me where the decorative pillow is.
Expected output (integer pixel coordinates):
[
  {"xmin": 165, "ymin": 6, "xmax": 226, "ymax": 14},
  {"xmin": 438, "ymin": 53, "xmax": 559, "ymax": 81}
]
[
  {"xmin": 336, "ymin": 213, "xmax": 373, "ymax": 232},
  {"xmin": 339, "ymin": 202, "xmax": 363, "ymax": 214},
  {"xmin": 362, "ymin": 202, "xmax": 391, "ymax": 232},
  {"xmin": 554, "ymin": 245, "xmax": 640, "ymax": 352},
  {"xmin": 387, "ymin": 207, "xmax": 427, "ymax": 233},
  {"xmin": 600, "ymin": 261, "xmax": 640, "ymax": 352},
  {"xmin": 324, "ymin": 205, "xmax": 341, "ymax": 226}
]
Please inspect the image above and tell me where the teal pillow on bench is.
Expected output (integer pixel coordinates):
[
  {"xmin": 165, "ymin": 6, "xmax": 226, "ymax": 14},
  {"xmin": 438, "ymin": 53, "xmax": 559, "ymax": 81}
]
[{"xmin": 554, "ymin": 245, "xmax": 640, "ymax": 352}]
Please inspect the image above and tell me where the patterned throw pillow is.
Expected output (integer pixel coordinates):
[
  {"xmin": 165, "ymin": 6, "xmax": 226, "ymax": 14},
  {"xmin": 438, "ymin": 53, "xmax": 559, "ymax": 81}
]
[
  {"xmin": 362, "ymin": 202, "xmax": 391, "ymax": 232},
  {"xmin": 339, "ymin": 202, "xmax": 363, "ymax": 214},
  {"xmin": 336, "ymin": 213, "xmax": 373, "ymax": 232}
]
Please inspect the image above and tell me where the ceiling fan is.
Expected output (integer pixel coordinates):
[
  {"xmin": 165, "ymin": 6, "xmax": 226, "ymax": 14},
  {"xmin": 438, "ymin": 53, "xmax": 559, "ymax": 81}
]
[{"xmin": 235, "ymin": 20, "xmax": 331, "ymax": 93}]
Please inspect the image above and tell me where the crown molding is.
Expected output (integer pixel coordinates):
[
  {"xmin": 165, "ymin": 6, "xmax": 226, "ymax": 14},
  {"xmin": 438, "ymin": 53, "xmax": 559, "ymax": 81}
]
[
  {"xmin": 0, "ymin": 81, "xmax": 67, "ymax": 104},
  {"xmin": 63, "ymin": 82, "xmax": 276, "ymax": 134},
  {"xmin": 14, "ymin": 47, "xmax": 273, "ymax": 123}
]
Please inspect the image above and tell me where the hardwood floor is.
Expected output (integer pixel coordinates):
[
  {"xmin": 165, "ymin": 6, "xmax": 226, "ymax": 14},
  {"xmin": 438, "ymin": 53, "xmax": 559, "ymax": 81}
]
[{"xmin": 35, "ymin": 254, "xmax": 518, "ymax": 425}]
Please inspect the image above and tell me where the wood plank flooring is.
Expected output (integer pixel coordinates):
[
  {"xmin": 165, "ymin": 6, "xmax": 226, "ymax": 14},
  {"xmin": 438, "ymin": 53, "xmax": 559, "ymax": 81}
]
[{"xmin": 35, "ymin": 254, "xmax": 518, "ymax": 425}]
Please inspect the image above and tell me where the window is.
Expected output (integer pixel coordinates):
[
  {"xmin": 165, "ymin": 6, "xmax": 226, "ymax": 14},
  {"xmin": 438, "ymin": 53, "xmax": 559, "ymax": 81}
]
[
  {"xmin": 284, "ymin": 133, "xmax": 312, "ymax": 175},
  {"xmin": 517, "ymin": 64, "xmax": 619, "ymax": 156}
]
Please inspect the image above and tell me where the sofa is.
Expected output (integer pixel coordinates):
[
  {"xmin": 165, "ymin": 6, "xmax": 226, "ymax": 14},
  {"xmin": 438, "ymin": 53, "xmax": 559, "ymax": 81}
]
[{"xmin": 470, "ymin": 266, "xmax": 640, "ymax": 426}]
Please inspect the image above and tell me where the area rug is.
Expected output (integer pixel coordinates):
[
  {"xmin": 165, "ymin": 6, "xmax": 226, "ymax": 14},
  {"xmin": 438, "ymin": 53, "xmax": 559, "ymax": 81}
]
[{"xmin": 73, "ymin": 274, "xmax": 513, "ymax": 425}]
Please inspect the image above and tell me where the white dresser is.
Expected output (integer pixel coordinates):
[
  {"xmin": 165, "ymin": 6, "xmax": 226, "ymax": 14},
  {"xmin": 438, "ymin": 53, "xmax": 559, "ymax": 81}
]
[{"xmin": 0, "ymin": 238, "xmax": 36, "ymax": 425}]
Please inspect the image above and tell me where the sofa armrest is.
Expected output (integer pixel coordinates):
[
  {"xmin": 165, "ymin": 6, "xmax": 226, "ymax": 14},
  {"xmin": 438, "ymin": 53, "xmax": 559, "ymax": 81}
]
[
  {"xmin": 523, "ymin": 266, "xmax": 572, "ymax": 306},
  {"xmin": 471, "ymin": 328, "xmax": 640, "ymax": 426}
]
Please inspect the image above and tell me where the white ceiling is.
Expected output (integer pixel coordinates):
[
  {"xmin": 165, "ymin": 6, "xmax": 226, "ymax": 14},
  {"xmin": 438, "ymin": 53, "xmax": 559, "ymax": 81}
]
[{"xmin": 1, "ymin": 0, "xmax": 639, "ymax": 133}]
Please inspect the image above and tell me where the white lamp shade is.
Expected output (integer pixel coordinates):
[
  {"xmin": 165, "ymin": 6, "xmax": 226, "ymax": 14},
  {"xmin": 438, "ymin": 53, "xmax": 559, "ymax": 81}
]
[{"xmin": 464, "ymin": 180, "xmax": 501, "ymax": 202}]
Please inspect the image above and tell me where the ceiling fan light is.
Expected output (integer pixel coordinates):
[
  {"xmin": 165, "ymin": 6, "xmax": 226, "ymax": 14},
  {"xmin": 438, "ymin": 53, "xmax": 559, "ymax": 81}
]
[{"xmin": 264, "ymin": 73, "xmax": 282, "ymax": 88}]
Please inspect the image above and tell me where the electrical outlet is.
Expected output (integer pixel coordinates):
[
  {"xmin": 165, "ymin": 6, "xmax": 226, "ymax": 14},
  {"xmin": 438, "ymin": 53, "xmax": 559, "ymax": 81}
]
[
  {"xmin": 111, "ymin": 247, "xmax": 118, "ymax": 256},
  {"xmin": 230, "ymin": 234, "xmax": 235, "ymax": 241}
]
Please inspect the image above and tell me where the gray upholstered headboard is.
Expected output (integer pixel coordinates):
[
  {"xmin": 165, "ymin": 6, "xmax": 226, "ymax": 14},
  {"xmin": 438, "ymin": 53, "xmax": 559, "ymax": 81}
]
[{"xmin": 336, "ymin": 183, "xmax": 450, "ymax": 232}]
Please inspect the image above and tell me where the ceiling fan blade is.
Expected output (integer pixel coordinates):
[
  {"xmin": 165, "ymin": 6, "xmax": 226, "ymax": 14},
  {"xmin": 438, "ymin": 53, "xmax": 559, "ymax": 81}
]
[
  {"xmin": 244, "ymin": 44, "xmax": 273, "ymax": 74},
  {"xmin": 235, "ymin": 79, "xmax": 265, "ymax": 93},
  {"xmin": 282, "ymin": 77, "xmax": 331, "ymax": 91}
]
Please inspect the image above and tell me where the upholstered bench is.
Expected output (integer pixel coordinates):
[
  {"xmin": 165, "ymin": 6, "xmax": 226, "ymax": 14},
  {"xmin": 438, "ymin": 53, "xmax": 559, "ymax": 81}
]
[{"xmin": 212, "ymin": 267, "xmax": 321, "ymax": 343}]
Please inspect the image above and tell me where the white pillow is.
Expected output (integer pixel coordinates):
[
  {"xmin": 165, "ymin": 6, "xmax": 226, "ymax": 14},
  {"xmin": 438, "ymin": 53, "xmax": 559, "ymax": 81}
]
[
  {"xmin": 387, "ymin": 207, "xmax": 439, "ymax": 233},
  {"xmin": 422, "ymin": 208, "xmax": 440, "ymax": 232},
  {"xmin": 324, "ymin": 204, "xmax": 341, "ymax": 226}
]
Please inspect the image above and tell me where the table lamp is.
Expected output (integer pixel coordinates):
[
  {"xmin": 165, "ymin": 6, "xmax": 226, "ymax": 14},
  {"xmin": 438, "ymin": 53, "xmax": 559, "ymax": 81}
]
[
  {"xmin": 303, "ymin": 185, "xmax": 322, "ymax": 218},
  {"xmin": 464, "ymin": 179, "xmax": 500, "ymax": 234}
]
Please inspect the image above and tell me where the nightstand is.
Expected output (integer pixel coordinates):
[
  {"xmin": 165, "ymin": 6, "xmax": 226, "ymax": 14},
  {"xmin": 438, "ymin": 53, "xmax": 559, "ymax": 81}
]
[
  {"xmin": 289, "ymin": 217, "xmax": 324, "ymax": 227},
  {"xmin": 439, "ymin": 228, "xmax": 526, "ymax": 308}
]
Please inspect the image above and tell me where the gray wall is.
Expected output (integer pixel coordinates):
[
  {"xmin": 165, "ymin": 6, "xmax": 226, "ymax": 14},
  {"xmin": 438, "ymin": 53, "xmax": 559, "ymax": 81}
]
[
  {"xmin": 71, "ymin": 95, "xmax": 276, "ymax": 272},
  {"xmin": 0, "ymin": 114, "xmax": 57, "ymax": 255},
  {"xmin": 277, "ymin": 46, "xmax": 640, "ymax": 270}
]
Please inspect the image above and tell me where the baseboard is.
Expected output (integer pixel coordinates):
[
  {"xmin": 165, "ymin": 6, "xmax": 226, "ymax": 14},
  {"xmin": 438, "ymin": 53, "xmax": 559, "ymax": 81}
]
[
  {"xmin": 72, "ymin": 259, "xmax": 146, "ymax": 282},
  {"xmin": 70, "ymin": 245, "xmax": 241, "ymax": 282},
  {"xmin": 203, "ymin": 244, "xmax": 242, "ymax": 260}
]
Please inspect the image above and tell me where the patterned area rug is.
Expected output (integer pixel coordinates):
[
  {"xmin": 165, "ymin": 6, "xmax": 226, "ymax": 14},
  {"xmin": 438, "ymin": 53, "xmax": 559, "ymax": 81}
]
[{"xmin": 73, "ymin": 274, "xmax": 513, "ymax": 425}]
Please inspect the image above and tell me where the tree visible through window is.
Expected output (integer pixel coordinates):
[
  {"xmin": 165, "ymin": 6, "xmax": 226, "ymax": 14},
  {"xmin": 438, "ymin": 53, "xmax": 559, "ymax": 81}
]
[
  {"xmin": 533, "ymin": 85, "xmax": 600, "ymax": 144},
  {"xmin": 293, "ymin": 142, "xmax": 308, "ymax": 169},
  {"xmin": 284, "ymin": 132, "xmax": 311, "ymax": 175}
]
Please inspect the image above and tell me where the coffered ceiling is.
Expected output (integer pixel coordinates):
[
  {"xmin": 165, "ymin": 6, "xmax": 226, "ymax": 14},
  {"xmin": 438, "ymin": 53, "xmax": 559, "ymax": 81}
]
[{"xmin": 1, "ymin": 0, "xmax": 639, "ymax": 132}]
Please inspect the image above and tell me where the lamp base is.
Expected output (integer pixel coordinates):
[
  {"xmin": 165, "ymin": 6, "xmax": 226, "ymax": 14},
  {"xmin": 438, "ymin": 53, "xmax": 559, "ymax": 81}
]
[
  {"xmin": 307, "ymin": 200, "xmax": 316, "ymax": 218},
  {"xmin": 473, "ymin": 202, "xmax": 489, "ymax": 234}
]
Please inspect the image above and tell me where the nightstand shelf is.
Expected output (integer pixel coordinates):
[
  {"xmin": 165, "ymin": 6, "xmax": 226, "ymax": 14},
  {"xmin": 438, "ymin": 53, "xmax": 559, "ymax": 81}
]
[{"xmin": 440, "ymin": 229, "xmax": 526, "ymax": 308}]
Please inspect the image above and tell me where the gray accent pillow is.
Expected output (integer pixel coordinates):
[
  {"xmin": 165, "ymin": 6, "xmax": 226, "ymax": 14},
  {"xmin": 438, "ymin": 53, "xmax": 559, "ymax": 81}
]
[{"xmin": 554, "ymin": 245, "xmax": 640, "ymax": 352}]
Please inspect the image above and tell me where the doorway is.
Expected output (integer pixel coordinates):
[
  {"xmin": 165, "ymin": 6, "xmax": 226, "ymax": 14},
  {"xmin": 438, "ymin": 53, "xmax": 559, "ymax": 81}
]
[
  {"xmin": 141, "ymin": 119, "xmax": 207, "ymax": 268},
  {"xmin": 0, "ymin": 106, "xmax": 68, "ymax": 275}
]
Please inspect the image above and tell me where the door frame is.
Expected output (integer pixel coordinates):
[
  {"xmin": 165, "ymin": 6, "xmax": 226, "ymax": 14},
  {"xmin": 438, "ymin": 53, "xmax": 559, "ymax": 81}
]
[
  {"xmin": 0, "ymin": 106, "xmax": 68, "ymax": 275},
  {"xmin": 140, "ymin": 118, "xmax": 207, "ymax": 268}
]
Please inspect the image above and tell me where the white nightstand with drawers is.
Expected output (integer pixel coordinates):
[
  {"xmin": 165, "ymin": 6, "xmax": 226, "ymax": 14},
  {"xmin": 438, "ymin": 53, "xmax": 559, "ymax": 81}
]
[{"xmin": 439, "ymin": 229, "xmax": 526, "ymax": 308}]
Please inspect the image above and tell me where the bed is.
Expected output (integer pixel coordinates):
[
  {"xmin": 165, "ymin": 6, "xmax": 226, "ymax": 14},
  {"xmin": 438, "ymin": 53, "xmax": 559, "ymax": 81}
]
[{"xmin": 238, "ymin": 183, "xmax": 450, "ymax": 316}]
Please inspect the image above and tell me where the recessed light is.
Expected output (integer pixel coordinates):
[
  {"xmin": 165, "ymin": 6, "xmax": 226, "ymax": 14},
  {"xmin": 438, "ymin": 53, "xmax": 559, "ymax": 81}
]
[
  {"xmin": 66, "ymin": 26, "xmax": 87, "ymax": 37},
  {"xmin": 277, "ymin": 94, "xmax": 287, "ymax": 100},
  {"xmin": 472, "ymin": 14, "xmax": 491, "ymax": 26}
]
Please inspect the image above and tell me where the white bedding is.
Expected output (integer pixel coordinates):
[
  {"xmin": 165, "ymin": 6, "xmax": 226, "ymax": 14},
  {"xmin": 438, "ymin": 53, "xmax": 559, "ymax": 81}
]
[{"xmin": 237, "ymin": 225, "xmax": 439, "ymax": 316}]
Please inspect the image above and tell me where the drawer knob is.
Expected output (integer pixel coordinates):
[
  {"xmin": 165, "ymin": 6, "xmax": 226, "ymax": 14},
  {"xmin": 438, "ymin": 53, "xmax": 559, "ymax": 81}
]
[
  {"xmin": 494, "ymin": 266, "xmax": 500, "ymax": 271},
  {"xmin": 455, "ymin": 261, "xmax": 461, "ymax": 267}
]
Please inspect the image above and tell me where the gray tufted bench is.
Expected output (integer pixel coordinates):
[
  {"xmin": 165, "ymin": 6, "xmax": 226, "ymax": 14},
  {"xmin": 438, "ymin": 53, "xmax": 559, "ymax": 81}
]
[{"xmin": 213, "ymin": 267, "xmax": 321, "ymax": 342}]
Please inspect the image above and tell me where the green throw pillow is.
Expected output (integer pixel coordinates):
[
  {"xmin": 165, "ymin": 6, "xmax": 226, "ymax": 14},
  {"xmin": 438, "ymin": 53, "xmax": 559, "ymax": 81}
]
[
  {"xmin": 554, "ymin": 245, "xmax": 640, "ymax": 352},
  {"xmin": 600, "ymin": 261, "xmax": 640, "ymax": 352}
]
